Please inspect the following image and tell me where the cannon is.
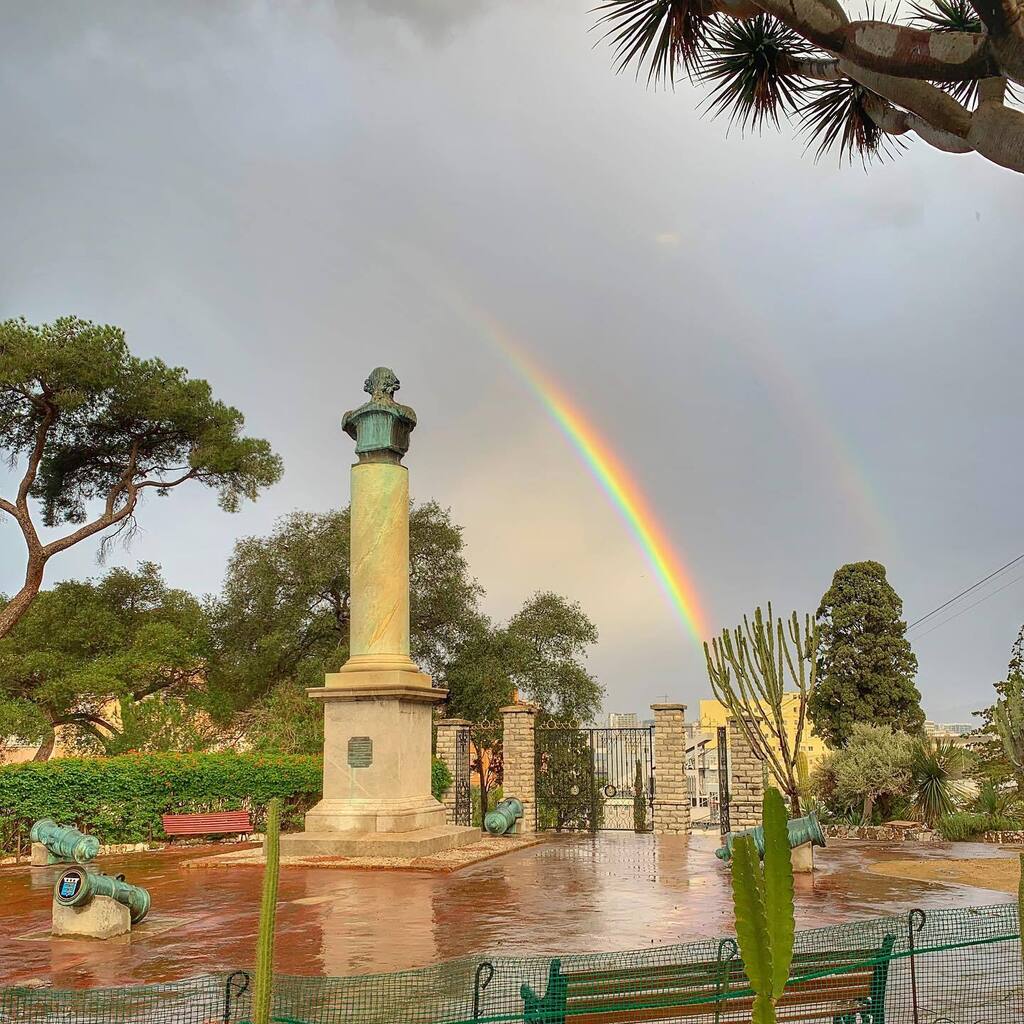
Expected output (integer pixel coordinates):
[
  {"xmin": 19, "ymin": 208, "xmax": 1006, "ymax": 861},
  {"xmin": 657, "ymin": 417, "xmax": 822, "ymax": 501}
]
[
  {"xmin": 30, "ymin": 819, "xmax": 100, "ymax": 864},
  {"xmin": 715, "ymin": 811, "xmax": 826, "ymax": 863},
  {"xmin": 54, "ymin": 866, "xmax": 151, "ymax": 924},
  {"xmin": 484, "ymin": 797, "xmax": 524, "ymax": 836}
]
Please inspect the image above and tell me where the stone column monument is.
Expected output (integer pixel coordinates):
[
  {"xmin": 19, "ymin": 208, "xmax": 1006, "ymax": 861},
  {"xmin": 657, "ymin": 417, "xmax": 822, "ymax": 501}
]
[{"xmin": 280, "ymin": 368, "xmax": 478, "ymax": 858}]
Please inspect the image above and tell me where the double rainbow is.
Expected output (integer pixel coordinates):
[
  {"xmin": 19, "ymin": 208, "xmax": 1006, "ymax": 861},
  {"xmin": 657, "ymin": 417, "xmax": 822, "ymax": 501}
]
[{"xmin": 475, "ymin": 312, "xmax": 709, "ymax": 647}]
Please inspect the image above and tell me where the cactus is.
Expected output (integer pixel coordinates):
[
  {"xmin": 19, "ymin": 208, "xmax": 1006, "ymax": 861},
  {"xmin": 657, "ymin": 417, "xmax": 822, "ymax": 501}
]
[
  {"xmin": 251, "ymin": 798, "xmax": 281, "ymax": 1024},
  {"xmin": 993, "ymin": 686, "xmax": 1024, "ymax": 782},
  {"xmin": 729, "ymin": 788, "xmax": 795, "ymax": 1024},
  {"xmin": 796, "ymin": 751, "xmax": 810, "ymax": 798},
  {"xmin": 633, "ymin": 760, "xmax": 647, "ymax": 832}
]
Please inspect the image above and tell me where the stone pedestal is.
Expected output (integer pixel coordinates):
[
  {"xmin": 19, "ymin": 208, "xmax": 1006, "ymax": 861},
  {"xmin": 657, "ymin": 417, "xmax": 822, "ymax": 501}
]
[
  {"xmin": 31, "ymin": 842, "xmax": 52, "ymax": 866},
  {"xmin": 280, "ymin": 370, "xmax": 478, "ymax": 860},
  {"xmin": 792, "ymin": 842, "xmax": 814, "ymax": 873},
  {"xmin": 52, "ymin": 895, "xmax": 130, "ymax": 939},
  {"xmin": 651, "ymin": 703, "xmax": 691, "ymax": 835}
]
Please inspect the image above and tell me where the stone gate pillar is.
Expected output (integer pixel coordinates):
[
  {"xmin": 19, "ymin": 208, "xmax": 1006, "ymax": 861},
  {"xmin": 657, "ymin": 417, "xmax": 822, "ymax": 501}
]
[
  {"xmin": 501, "ymin": 704, "xmax": 538, "ymax": 834},
  {"xmin": 434, "ymin": 718, "xmax": 470, "ymax": 826},
  {"xmin": 728, "ymin": 716, "xmax": 764, "ymax": 830},
  {"xmin": 651, "ymin": 703, "xmax": 691, "ymax": 835}
]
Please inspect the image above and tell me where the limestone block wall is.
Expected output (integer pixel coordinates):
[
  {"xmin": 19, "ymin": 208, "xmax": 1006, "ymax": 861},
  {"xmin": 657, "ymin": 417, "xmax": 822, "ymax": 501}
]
[
  {"xmin": 728, "ymin": 716, "xmax": 764, "ymax": 830},
  {"xmin": 434, "ymin": 718, "xmax": 469, "ymax": 826},
  {"xmin": 501, "ymin": 704, "xmax": 538, "ymax": 834},
  {"xmin": 651, "ymin": 703, "xmax": 691, "ymax": 835}
]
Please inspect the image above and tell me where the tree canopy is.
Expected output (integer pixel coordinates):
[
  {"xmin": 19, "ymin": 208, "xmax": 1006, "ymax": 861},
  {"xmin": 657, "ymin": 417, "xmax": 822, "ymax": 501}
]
[
  {"xmin": 808, "ymin": 560, "xmax": 923, "ymax": 748},
  {"xmin": 0, "ymin": 316, "xmax": 282, "ymax": 640},
  {"xmin": 213, "ymin": 503, "xmax": 603, "ymax": 753},
  {"xmin": 594, "ymin": 0, "xmax": 1024, "ymax": 172},
  {"xmin": 0, "ymin": 563, "xmax": 210, "ymax": 760}
]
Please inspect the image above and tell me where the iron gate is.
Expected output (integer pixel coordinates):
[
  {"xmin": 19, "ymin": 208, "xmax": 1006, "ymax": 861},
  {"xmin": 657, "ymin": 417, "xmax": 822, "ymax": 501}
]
[
  {"xmin": 535, "ymin": 725, "xmax": 654, "ymax": 832},
  {"xmin": 454, "ymin": 727, "xmax": 471, "ymax": 827}
]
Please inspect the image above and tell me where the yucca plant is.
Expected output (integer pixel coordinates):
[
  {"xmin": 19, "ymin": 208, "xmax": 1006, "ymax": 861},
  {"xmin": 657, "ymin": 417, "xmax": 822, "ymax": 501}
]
[
  {"xmin": 910, "ymin": 741, "xmax": 968, "ymax": 827},
  {"xmin": 730, "ymin": 787, "xmax": 795, "ymax": 1024},
  {"xmin": 798, "ymin": 80, "xmax": 905, "ymax": 166},
  {"xmin": 251, "ymin": 798, "xmax": 282, "ymax": 1024},
  {"xmin": 700, "ymin": 15, "xmax": 810, "ymax": 132}
]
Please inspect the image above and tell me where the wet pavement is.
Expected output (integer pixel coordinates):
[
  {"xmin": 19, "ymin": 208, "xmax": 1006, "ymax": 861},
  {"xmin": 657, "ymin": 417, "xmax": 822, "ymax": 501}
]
[{"xmin": 0, "ymin": 832, "xmax": 1013, "ymax": 989}]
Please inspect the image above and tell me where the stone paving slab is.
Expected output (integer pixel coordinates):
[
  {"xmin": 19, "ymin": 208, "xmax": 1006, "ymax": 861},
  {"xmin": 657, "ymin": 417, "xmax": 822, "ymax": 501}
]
[{"xmin": 180, "ymin": 833, "xmax": 545, "ymax": 872}]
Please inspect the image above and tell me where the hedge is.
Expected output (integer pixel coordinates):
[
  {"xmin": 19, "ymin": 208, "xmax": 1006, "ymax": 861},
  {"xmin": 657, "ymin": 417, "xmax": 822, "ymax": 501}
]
[
  {"xmin": 0, "ymin": 751, "xmax": 322, "ymax": 854},
  {"xmin": 0, "ymin": 751, "xmax": 457, "ymax": 855}
]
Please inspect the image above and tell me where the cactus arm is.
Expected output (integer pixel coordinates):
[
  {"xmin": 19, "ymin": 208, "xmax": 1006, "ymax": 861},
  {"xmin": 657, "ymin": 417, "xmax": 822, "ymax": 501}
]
[
  {"xmin": 761, "ymin": 790, "xmax": 795, "ymax": 999},
  {"xmin": 251, "ymin": 798, "xmax": 281, "ymax": 1024},
  {"xmin": 731, "ymin": 834, "xmax": 774, "ymax": 1019}
]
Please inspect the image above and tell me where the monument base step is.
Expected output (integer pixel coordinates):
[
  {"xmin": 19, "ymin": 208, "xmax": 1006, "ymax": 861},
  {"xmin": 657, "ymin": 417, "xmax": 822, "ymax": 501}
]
[{"xmin": 278, "ymin": 825, "xmax": 480, "ymax": 859}]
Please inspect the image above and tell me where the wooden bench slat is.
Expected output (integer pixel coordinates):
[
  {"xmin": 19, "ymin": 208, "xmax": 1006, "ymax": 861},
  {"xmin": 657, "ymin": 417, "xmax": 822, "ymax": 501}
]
[
  {"xmin": 161, "ymin": 811, "xmax": 253, "ymax": 836},
  {"xmin": 567, "ymin": 970, "xmax": 874, "ymax": 1003}
]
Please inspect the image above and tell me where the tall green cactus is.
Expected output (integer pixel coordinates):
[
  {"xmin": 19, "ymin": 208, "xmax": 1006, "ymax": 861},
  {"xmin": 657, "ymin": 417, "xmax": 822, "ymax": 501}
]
[
  {"xmin": 251, "ymin": 798, "xmax": 282, "ymax": 1024},
  {"xmin": 994, "ymin": 686, "xmax": 1024, "ymax": 782},
  {"xmin": 729, "ymin": 788, "xmax": 795, "ymax": 1024},
  {"xmin": 633, "ymin": 759, "xmax": 647, "ymax": 833}
]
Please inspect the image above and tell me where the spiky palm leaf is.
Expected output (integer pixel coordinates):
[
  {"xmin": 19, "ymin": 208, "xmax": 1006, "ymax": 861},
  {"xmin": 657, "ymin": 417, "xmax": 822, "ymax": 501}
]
[
  {"xmin": 908, "ymin": 0, "xmax": 984, "ymax": 105},
  {"xmin": 699, "ymin": 15, "xmax": 810, "ymax": 132},
  {"xmin": 911, "ymin": 740, "xmax": 968, "ymax": 827},
  {"xmin": 798, "ymin": 79, "xmax": 906, "ymax": 166},
  {"xmin": 593, "ymin": 0, "xmax": 715, "ymax": 85}
]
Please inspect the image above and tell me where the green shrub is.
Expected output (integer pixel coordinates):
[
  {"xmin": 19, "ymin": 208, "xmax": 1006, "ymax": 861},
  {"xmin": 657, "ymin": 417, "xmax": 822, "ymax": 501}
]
[
  {"xmin": 431, "ymin": 757, "xmax": 452, "ymax": 801},
  {"xmin": 936, "ymin": 812, "xmax": 986, "ymax": 841},
  {"xmin": 0, "ymin": 751, "xmax": 322, "ymax": 854}
]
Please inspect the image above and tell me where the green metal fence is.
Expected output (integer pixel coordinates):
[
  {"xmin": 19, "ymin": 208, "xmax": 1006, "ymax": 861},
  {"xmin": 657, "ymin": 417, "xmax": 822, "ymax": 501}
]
[{"xmin": 1, "ymin": 902, "xmax": 1019, "ymax": 1023}]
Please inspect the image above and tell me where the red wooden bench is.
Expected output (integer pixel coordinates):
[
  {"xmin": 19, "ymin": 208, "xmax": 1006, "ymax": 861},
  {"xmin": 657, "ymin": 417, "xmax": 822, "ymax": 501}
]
[{"xmin": 161, "ymin": 811, "xmax": 253, "ymax": 839}]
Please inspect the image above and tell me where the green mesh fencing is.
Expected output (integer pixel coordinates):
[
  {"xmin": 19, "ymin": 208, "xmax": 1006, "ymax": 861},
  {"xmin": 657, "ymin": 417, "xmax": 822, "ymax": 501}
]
[{"xmin": 1, "ymin": 902, "xmax": 1019, "ymax": 1024}]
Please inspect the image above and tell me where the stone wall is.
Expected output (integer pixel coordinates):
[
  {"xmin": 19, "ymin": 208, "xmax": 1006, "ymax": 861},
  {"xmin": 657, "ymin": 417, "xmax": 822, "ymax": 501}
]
[
  {"xmin": 434, "ymin": 718, "xmax": 470, "ymax": 826},
  {"xmin": 501, "ymin": 704, "xmax": 538, "ymax": 834},
  {"xmin": 651, "ymin": 704, "xmax": 690, "ymax": 835},
  {"xmin": 825, "ymin": 824, "xmax": 938, "ymax": 842},
  {"xmin": 728, "ymin": 716, "xmax": 764, "ymax": 830}
]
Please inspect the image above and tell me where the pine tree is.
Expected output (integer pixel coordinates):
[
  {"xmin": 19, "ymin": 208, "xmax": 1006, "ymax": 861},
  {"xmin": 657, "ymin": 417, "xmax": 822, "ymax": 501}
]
[{"xmin": 808, "ymin": 561, "xmax": 923, "ymax": 749}]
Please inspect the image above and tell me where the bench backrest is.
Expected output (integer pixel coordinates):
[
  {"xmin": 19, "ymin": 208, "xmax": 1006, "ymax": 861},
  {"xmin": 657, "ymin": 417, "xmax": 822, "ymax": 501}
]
[
  {"xmin": 522, "ymin": 935, "xmax": 896, "ymax": 1024},
  {"xmin": 161, "ymin": 811, "xmax": 253, "ymax": 836}
]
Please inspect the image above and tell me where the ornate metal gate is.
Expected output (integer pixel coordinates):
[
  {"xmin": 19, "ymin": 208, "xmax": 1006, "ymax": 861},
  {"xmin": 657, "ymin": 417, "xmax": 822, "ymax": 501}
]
[
  {"xmin": 454, "ymin": 726, "xmax": 472, "ymax": 827},
  {"xmin": 535, "ymin": 725, "xmax": 654, "ymax": 832}
]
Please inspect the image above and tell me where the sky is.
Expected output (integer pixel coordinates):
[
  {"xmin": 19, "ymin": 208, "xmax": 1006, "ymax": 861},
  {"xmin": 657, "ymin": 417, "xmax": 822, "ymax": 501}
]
[{"xmin": 1, "ymin": 0, "xmax": 1022, "ymax": 725}]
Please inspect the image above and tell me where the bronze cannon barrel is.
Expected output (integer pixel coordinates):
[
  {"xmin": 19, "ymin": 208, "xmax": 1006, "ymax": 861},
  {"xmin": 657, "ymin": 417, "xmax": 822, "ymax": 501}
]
[
  {"xmin": 484, "ymin": 797, "xmax": 524, "ymax": 836},
  {"xmin": 30, "ymin": 819, "xmax": 100, "ymax": 864},
  {"xmin": 715, "ymin": 811, "xmax": 826, "ymax": 862},
  {"xmin": 54, "ymin": 866, "xmax": 151, "ymax": 924}
]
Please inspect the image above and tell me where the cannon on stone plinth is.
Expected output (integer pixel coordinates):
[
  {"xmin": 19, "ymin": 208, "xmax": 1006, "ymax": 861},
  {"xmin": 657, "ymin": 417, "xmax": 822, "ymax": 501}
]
[
  {"xmin": 716, "ymin": 811, "xmax": 826, "ymax": 872},
  {"xmin": 484, "ymin": 797, "xmax": 524, "ymax": 836},
  {"xmin": 30, "ymin": 818, "xmax": 101, "ymax": 865},
  {"xmin": 52, "ymin": 866, "xmax": 151, "ymax": 939}
]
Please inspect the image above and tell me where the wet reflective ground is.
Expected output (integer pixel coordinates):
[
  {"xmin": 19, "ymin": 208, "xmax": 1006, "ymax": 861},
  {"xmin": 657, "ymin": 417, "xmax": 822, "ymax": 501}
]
[{"xmin": 0, "ymin": 832, "xmax": 1010, "ymax": 989}]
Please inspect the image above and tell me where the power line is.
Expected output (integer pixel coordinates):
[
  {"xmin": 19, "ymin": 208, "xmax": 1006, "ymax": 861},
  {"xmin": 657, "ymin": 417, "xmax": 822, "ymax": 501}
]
[
  {"xmin": 912, "ymin": 572, "xmax": 1024, "ymax": 642},
  {"xmin": 906, "ymin": 551, "xmax": 1024, "ymax": 631}
]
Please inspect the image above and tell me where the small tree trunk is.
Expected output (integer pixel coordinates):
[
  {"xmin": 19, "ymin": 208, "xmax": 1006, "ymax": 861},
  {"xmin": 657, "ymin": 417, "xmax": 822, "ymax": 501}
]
[
  {"xmin": 861, "ymin": 792, "xmax": 875, "ymax": 825},
  {"xmin": 32, "ymin": 728, "xmax": 56, "ymax": 762},
  {"xmin": 0, "ymin": 560, "xmax": 46, "ymax": 641}
]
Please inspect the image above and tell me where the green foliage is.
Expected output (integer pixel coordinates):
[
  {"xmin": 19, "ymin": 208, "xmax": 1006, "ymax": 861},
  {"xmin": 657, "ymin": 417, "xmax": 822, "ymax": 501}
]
[
  {"xmin": 934, "ymin": 810, "xmax": 1021, "ymax": 841},
  {"xmin": 0, "ymin": 751, "xmax": 321, "ymax": 854},
  {"xmin": 729, "ymin": 788, "xmax": 796, "ymax": 1024},
  {"xmin": 252, "ymin": 798, "xmax": 281, "ymax": 1024},
  {"xmin": 973, "ymin": 625, "xmax": 1024, "ymax": 787},
  {"xmin": 431, "ymin": 757, "xmax": 452, "ymax": 801},
  {"xmin": 813, "ymin": 722, "xmax": 914, "ymax": 824},
  {"xmin": 909, "ymin": 740, "xmax": 968, "ymax": 826},
  {"xmin": 0, "ymin": 563, "xmax": 210, "ymax": 757},
  {"xmin": 705, "ymin": 604, "xmax": 817, "ymax": 813},
  {"xmin": 809, "ymin": 561, "xmax": 923, "ymax": 748},
  {"xmin": 0, "ymin": 316, "xmax": 281, "ymax": 637}
]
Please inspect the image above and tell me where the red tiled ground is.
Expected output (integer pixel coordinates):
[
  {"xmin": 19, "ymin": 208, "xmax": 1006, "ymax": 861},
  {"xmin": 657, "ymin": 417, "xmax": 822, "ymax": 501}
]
[{"xmin": 0, "ymin": 832, "xmax": 1011, "ymax": 988}]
